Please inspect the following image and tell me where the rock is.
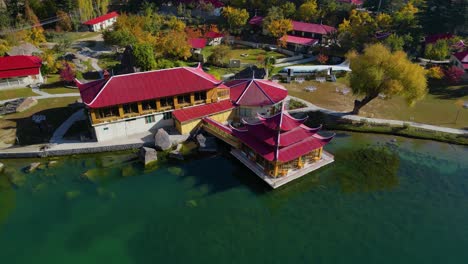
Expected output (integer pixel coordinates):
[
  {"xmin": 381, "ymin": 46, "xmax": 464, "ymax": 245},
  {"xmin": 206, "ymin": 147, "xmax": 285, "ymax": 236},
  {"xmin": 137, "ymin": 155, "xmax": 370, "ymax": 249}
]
[
  {"xmin": 154, "ymin": 128, "xmax": 172, "ymax": 150},
  {"xmin": 66, "ymin": 190, "xmax": 81, "ymax": 200},
  {"xmin": 139, "ymin": 147, "xmax": 158, "ymax": 166},
  {"xmin": 169, "ymin": 144, "xmax": 184, "ymax": 160},
  {"xmin": 0, "ymin": 162, "xmax": 4, "ymax": 173},
  {"xmin": 196, "ymin": 134, "xmax": 207, "ymax": 147},
  {"xmin": 81, "ymin": 168, "xmax": 109, "ymax": 182},
  {"xmin": 26, "ymin": 162, "xmax": 41, "ymax": 173},
  {"xmin": 7, "ymin": 172, "xmax": 26, "ymax": 187},
  {"xmin": 48, "ymin": 160, "xmax": 58, "ymax": 167},
  {"xmin": 16, "ymin": 97, "xmax": 38, "ymax": 112},
  {"xmin": 168, "ymin": 167, "xmax": 184, "ymax": 176},
  {"xmin": 121, "ymin": 165, "xmax": 136, "ymax": 177}
]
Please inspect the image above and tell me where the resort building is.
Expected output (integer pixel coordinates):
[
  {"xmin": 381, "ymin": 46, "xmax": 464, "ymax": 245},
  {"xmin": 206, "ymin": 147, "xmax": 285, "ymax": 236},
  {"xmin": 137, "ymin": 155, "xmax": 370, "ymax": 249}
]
[
  {"xmin": 77, "ymin": 65, "xmax": 232, "ymax": 141},
  {"xmin": 83, "ymin": 12, "xmax": 119, "ymax": 32},
  {"xmin": 0, "ymin": 55, "xmax": 43, "ymax": 90},
  {"xmin": 451, "ymin": 50, "xmax": 468, "ymax": 72},
  {"xmin": 77, "ymin": 65, "xmax": 334, "ymax": 188}
]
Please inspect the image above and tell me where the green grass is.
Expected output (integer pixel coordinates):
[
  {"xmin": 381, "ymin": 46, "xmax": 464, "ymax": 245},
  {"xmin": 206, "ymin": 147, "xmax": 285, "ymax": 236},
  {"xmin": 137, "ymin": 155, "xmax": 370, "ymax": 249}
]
[
  {"xmin": 0, "ymin": 88, "xmax": 37, "ymax": 101},
  {"xmin": 97, "ymin": 53, "xmax": 120, "ymax": 70},
  {"xmin": 285, "ymin": 78, "xmax": 468, "ymax": 129},
  {"xmin": 61, "ymin": 32, "xmax": 101, "ymax": 42},
  {"xmin": 202, "ymin": 45, "xmax": 286, "ymax": 64},
  {"xmin": 206, "ymin": 67, "xmax": 238, "ymax": 79},
  {"xmin": 40, "ymin": 74, "xmax": 79, "ymax": 94}
]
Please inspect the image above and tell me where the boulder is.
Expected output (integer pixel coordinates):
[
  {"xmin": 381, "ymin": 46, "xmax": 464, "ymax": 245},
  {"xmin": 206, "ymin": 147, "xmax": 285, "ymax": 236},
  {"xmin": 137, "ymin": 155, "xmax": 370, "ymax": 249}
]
[
  {"xmin": 48, "ymin": 160, "xmax": 58, "ymax": 167},
  {"xmin": 154, "ymin": 128, "xmax": 172, "ymax": 150},
  {"xmin": 16, "ymin": 97, "xmax": 38, "ymax": 113},
  {"xmin": 0, "ymin": 162, "xmax": 4, "ymax": 173},
  {"xmin": 196, "ymin": 134, "xmax": 206, "ymax": 147},
  {"xmin": 26, "ymin": 162, "xmax": 41, "ymax": 173},
  {"xmin": 139, "ymin": 147, "xmax": 158, "ymax": 166},
  {"xmin": 169, "ymin": 144, "xmax": 184, "ymax": 160},
  {"xmin": 8, "ymin": 172, "xmax": 26, "ymax": 187}
]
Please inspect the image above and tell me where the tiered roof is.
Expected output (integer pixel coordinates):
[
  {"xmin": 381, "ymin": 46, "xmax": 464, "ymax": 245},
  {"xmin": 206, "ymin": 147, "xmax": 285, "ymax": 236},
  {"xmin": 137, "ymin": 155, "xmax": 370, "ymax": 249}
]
[
  {"xmin": 226, "ymin": 79, "xmax": 288, "ymax": 106},
  {"xmin": 231, "ymin": 110, "xmax": 333, "ymax": 163},
  {"xmin": 454, "ymin": 50, "xmax": 468, "ymax": 70}
]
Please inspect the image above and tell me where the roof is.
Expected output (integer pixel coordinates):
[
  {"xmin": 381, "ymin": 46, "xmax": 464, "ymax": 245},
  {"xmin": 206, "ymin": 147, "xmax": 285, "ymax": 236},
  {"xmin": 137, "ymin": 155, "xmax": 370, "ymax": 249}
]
[
  {"xmin": 454, "ymin": 50, "xmax": 468, "ymax": 63},
  {"xmin": 249, "ymin": 16, "xmax": 264, "ymax": 26},
  {"xmin": 425, "ymin": 33, "xmax": 454, "ymax": 44},
  {"xmin": 0, "ymin": 55, "xmax": 42, "ymax": 78},
  {"xmin": 280, "ymin": 35, "xmax": 318, "ymax": 46},
  {"xmin": 337, "ymin": 0, "xmax": 363, "ymax": 5},
  {"xmin": 189, "ymin": 38, "xmax": 207, "ymax": 49},
  {"xmin": 77, "ymin": 65, "xmax": 227, "ymax": 108},
  {"xmin": 257, "ymin": 111, "xmax": 307, "ymax": 131},
  {"xmin": 225, "ymin": 79, "xmax": 288, "ymax": 106},
  {"xmin": 172, "ymin": 100, "xmax": 234, "ymax": 123},
  {"xmin": 7, "ymin": 43, "xmax": 42, "ymax": 56},
  {"xmin": 292, "ymin": 21, "xmax": 336, "ymax": 35},
  {"xmin": 83, "ymin": 12, "xmax": 119, "ymax": 25},
  {"xmin": 205, "ymin": 31, "xmax": 224, "ymax": 39}
]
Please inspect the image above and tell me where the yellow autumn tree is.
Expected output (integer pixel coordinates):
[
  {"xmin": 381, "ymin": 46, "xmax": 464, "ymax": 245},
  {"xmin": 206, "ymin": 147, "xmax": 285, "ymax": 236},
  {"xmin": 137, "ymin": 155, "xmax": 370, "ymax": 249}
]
[
  {"xmin": 347, "ymin": 43, "xmax": 427, "ymax": 114},
  {"xmin": 222, "ymin": 6, "xmax": 249, "ymax": 34},
  {"xmin": 24, "ymin": 1, "xmax": 46, "ymax": 45},
  {"xmin": 297, "ymin": 0, "xmax": 319, "ymax": 22},
  {"xmin": 266, "ymin": 19, "xmax": 293, "ymax": 38}
]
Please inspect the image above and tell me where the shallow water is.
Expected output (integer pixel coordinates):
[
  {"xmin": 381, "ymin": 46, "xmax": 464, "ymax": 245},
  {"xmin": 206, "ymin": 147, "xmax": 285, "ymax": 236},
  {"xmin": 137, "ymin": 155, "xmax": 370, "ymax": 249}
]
[{"xmin": 0, "ymin": 133, "xmax": 467, "ymax": 264}]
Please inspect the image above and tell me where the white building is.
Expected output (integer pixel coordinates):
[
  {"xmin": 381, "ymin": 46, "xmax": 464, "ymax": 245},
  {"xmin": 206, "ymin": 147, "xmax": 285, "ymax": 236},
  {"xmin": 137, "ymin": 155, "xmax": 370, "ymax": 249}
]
[{"xmin": 83, "ymin": 12, "xmax": 119, "ymax": 32}]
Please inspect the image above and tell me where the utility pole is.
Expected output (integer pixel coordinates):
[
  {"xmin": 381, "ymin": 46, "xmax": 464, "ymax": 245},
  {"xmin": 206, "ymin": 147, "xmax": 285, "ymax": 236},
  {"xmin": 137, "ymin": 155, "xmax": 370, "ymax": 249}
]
[{"xmin": 377, "ymin": 0, "xmax": 383, "ymax": 13}]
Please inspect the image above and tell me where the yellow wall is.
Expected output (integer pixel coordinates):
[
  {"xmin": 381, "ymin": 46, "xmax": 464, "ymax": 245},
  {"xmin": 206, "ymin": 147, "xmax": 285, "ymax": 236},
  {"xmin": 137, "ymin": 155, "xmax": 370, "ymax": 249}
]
[{"xmin": 178, "ymin": 109, "xmax": 234, "ymax": 134}]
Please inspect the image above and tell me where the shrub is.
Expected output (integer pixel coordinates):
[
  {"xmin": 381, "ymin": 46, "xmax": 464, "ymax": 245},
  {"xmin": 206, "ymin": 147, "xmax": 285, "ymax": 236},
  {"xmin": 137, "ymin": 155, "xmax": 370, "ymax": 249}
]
[
  {"xmin": 444, "ymin": 66, "xmax": 464, "ymax": 84},
  {"xmin": 426, "ymin": 66, "xmax": 444, "ymax": 79}
]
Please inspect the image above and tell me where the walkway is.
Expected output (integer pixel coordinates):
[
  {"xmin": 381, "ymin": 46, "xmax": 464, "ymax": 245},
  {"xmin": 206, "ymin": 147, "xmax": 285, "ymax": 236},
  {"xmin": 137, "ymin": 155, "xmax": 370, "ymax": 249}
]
[
  {"xmin": 274, "ymin": 56, "xmax": 316, "ymax": 67},
  {"xmin": 0, "ymin": 91, "xmax": 80, "ymax": 105},
  {"xmin": 287, "ymin": 96, "xmax": 468, "ymax": 135},
  {"xmin": 50, "ymin": 109, "xmax": 86, "ymax": 143}
]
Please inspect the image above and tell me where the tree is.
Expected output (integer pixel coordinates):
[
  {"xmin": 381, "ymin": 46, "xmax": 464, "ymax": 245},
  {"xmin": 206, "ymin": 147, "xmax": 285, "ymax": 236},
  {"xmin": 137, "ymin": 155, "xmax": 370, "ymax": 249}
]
[
  {"xmin": 444, "ymin": 66, "xmax": 464, "ymax": 84},
  {"xmin": 103, "ymin": 29, "xmax": 138, "ymax": 46},
  {"xmin": 95, "ymin": 0, "xmax": 109, "ymax": 16},
  {"xmin": 208, "ymin": 44, "xmax": 231, "ymax": 66},
  {"xmin": 56, "ymin": 10, "xmax": 72, "ymax": 31},
  {"xmin": 77, "ymin": 0, "xmax": 94, "ymax": 21},
  {"xmin": 347, "ymin": 43, "xmax": 427, "ymax": 114},
  {"xmin": 156, "ymin": 30, "xmax": 192, "ymax": 60},
  {"xmin": 59, "ymin": 61, "xmax": 76, "ymax": 83},
  {"xmin": 133, "ymin": 43, "xmax": 156, "ymax": 71},
  {"xmin": 317, "ymin": 53, "xmax": 329, "ymax": 64},
  {"xmin": 281, "ymin": 2, "xmax": 296, "ymax": 18},
  {"xmin": 426, "ymin": 66, "xmax": 444, "ymax": 79},
  {"xmin": 24, "ymin": 1, "xmax": 46, "ymax": 45},
  {"xmin": 384, "ymin": 34, "xmax": 405, "ymax": 51},
  {"xmin": 165, "ymin": 16, "xmax": 186, "ymax": 32},
  {"xmin": 262, "ymin": 6, "xmax": 284, "ymax": 35},
  {"xmin": 424, "ymin": 39, "xmax": 450, "ymax": 60},
  {"xmin": 266, "ymin": 19, "xmax": 293, "ymax": 39},
  {"xmin": 338, "ymin": 10, "xmax": 377, "ymax": 50},
  {"xmin": 0, "ymin": 39, "xmax": 10, "ymax": 56},
  {"xmin": 222, "ymin": 6, "xmax": 249, "ymax": 34},
  {"xmin": 297, "ymin": 0, "xmax": 319, "ymax": 22},
  {"xmin": 40, "ymin": 49, "xmax": 60, "ymax": 76}
]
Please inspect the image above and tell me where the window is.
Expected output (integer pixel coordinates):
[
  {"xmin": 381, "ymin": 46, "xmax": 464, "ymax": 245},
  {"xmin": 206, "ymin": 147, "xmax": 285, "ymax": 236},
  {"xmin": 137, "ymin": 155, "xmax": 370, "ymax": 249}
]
[
  {"xmin": 145, "ymin": 115, "xmax": 156, "ymax": 124},
  {"xmin": 160, "ymin": 97, "xmax": 174, "ymax": 107},
  {"xmin": 96, "ymin": 106, "xmax": 119, "ymax": 119},
  {"xmin": 177, "ymin": 94, "xmax": 190, "ymax": 104},
  {"xmin": 217, "ymin": 89, "xmax": 229, "ymax": 98},
  {"xmin": 103, "ymin": 127, "xmax": 109, "ymax": 131},
  {"xmin": 123, "ymin": 103, "xmax": 138, "ymax": 114},
  {"xmin": 142, "ymin": 100, "xmax": 156, "ymax": 111},
  {"xmin": 163, "ymin": 112, "xmax": 172, "ymax": 120},
  {"xmin": 194, "ymin": 92, "xmax": 207, "ymax": 101}
]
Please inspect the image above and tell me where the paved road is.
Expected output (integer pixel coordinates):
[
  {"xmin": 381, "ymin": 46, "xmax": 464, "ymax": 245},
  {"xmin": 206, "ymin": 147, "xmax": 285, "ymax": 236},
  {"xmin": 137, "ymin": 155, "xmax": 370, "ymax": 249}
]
[
  {"xmin": 287, "ymin": 96, "xmax": 468, "ymax": 135},
  {"xmin": 274, "ymin": 56, "xmax": 316, "ymax": 67}
]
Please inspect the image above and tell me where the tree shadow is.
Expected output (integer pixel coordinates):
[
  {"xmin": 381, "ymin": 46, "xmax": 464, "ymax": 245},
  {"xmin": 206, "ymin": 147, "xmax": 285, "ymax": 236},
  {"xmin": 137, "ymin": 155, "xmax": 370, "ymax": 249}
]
[{"xmin": 428, "ymin": 80, "xmax": 468, "ymax": 100}]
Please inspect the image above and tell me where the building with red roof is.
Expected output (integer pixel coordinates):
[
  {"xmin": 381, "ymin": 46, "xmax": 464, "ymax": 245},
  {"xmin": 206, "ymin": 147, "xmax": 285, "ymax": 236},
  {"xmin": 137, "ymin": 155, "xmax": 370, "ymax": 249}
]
[
  {"xmin": 337, "ymin": 0, "xmax": 363, "ymax": 6},
  {"xmin": 451, "ymin": 50, "xmax": 468, "ymax": 71},
  {"xmin": 76, "ymin": 64, "xmax": 232, "ymax": 141},
  {"xmin": 189, "ymin": 38, "xmax": 207, "ymax": 50},
  {"xmin": 0, "ymin": 55, "xmax": 43, "ymax": 89},
  {"xmin": 204, "ymin": 31, "xmax": 224, "ymax": 46},
  {"xmin": 83, "ymin": 12, "xmax": 119, "ymax": 32}
]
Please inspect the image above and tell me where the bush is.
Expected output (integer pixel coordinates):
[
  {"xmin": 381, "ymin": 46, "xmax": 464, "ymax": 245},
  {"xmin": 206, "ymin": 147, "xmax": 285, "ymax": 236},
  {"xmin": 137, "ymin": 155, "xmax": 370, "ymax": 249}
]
[
  {"xmin": 444, "ymin": 66, "xmax": 464, "ymax": 84},
  {"xmin": 288, "ymin": 99, "xmax": 307, "ymax": 110}
]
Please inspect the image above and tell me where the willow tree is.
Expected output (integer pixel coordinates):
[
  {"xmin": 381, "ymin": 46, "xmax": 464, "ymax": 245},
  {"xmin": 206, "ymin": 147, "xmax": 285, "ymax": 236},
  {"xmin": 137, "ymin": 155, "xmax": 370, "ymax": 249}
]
[{"xmin": 347, "ymin": 43, "xmax": 427, "ymax": 115}]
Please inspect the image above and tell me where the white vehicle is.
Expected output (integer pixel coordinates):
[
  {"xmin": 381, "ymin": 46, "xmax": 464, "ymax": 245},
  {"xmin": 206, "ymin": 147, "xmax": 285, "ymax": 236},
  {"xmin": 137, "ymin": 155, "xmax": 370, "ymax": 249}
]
[{"xmin": 278, "ymin": 60, "xmax": 351, "ymax": 76}]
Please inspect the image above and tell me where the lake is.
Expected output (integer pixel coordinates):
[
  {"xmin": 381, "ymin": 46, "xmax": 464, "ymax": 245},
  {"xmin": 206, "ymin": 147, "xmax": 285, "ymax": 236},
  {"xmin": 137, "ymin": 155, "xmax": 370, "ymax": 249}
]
[{"xmin": 0, "ymin": 132, "xmax": 467, "ymax": 263}]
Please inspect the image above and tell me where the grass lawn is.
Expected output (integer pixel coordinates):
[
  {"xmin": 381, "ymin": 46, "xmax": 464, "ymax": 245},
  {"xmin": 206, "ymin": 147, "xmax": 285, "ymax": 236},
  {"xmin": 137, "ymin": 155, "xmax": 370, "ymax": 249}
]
[
  {"xmin": 285, "ymin": 79, "xmax": 468, "ymax": 129},
  {"xmin": 98, "ymin": 53, "xmax": 120, "ymax": 70},
  {"xmin": 41, "ymin": 74, "xmax": 79, "ymax": 94},
  {"xmin": 0, "ymin": 88, "xmax": 37, "ymax": 101},
  {"xmin": 62, "ymin": 31, "xmax": 101, "ymax": 42},
  {"xmin": 202, "ymin": 45, "xmax": 286, "ymax": 64},
  {"xmin": 206, "ymin": 66, "xmax": 239, "ymax": 79},
  {"xmin": 0, "ymin": 97, "xmax": 80, "ymax": 146}
]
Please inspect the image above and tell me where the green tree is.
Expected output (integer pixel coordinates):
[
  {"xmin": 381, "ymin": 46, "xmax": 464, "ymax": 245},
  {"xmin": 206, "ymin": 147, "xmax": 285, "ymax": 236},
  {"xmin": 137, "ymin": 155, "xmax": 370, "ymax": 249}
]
[
  {"xmin": 103, "ymin": 29, "xmax": 138, "ymax": 46},
  {"xmin": 297, "ymin": 0, "xmax": 319, "ymax": 22},
  {"xmin": 95, "ymin": 0, "xmax": 109, "ymax": 16},
  {"xmin": 384, "ymin": 34, "xmax": 404, "ymax": 51},
  {"xmin": 208, "ymin": 44, "xmax": 231, "ymax": 66},
  {"xmin": 262, "ymin": 6, "xmax": 284, "ymax": 35},
  {"xmin": 0, "ymin": 39, "xmax": 10, "ymax": 56},
  {"xmin": 280, "ymin": 2, "xmax": 296, "ymax": 18},
  {"xmin": 133, "ymin": 43, "xmax": 156, "ymax": 71},
  {"xmin": 424, "ymin": 39, "xmax": 449, "ymax": 60},
  {"xmin": 347, "ymin": 43, "xmax": 427, "ymax": 114},
  {"xmin": 77, "ymin": 0, "xmax": 94, "ymax": 21},
  {"xmin": 222, "ymin": 6, "xmax": 249, "ymax": 34}
]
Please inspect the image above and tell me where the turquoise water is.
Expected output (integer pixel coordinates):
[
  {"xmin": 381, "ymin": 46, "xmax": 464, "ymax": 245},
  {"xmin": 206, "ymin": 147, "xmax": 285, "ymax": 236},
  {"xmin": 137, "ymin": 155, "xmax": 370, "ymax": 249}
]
[{"xmin": 0, "ymin": 133, "xmax": 467, "ymax": 263}]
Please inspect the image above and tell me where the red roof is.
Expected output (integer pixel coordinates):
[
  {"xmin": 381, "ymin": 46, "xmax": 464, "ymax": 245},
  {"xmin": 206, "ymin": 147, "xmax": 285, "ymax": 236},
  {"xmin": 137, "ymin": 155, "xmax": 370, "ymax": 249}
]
[
  {"xmin": 337, "ymin": 0, "xmax": 363, "ymax": 5},
  {"xmin": 189, "ymin": 38, "xmax": 207, "ymax": 49},
  {"xmin": 173, "ymin": 99, "xmax": 234, "ymax": 123},
  {"xmin": 292, "ymin": 21, "xmax": 336, "ymax": 35},
  {"xmin": 83, "ymin": 12, "xmax": 119, "ymax": 25},
  {"xmin": 0, "ymin": 55, "xmax": 42, "ymax": 78},
  {"xmin": 454, "ymin": 50, "xmax": 468, "ymax": 63},
  {"xmin": 425, "ymin": 33, "xmax": 454, "ymax": 44},
  {"xmin": 280, "ymin": 35, "xmax": 318, "ymax": 46},
  {"xmin": 257, "ymin": 112, "xmax": 308, "ymax": 131},
  {"xmin": 205, "ymin": 31, "xmax": 224, "ymax": 39},
  {"xmin": 225, "ymin": 79, "xmax": 288, "ymax": 106},
  {"xmin": 77, "ymin": 65, "xmax": 226, "ymax": 108},
  {"xmin": 249, "ymin": 16, "xmax": 264, "ymax": 26}
]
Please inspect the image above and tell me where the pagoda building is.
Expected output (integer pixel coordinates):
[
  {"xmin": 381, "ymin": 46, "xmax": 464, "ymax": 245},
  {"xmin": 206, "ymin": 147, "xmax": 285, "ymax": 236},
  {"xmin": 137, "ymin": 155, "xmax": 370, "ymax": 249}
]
[{"xmin": 204, "ymin": 105, "xmax": 334, "ymax": 188}]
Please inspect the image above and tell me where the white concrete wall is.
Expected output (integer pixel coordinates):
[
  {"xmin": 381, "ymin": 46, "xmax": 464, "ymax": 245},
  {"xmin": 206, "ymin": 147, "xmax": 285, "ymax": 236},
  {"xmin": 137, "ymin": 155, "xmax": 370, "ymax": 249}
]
[
  {"xmin": 93, "ymin": 112, "xmax": 173, "ymax": 142},
  {"xmin": 0, "ymin": 73, "xmax": 44, "ymax": 90},
  {"xmin": 91, "ymin": 18, "xmax": 117, "ymax": 32}
]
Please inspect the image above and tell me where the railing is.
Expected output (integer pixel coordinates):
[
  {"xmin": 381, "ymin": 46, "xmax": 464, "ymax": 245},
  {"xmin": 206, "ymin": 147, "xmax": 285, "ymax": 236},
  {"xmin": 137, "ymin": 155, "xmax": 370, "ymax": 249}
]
[{"xmin": 202, "ymin": 119, "xmax": 240, "ymax": 147}]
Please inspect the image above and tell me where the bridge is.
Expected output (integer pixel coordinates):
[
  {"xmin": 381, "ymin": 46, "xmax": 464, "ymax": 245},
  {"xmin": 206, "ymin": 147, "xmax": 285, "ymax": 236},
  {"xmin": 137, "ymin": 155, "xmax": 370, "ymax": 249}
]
[{"xmin": 201, "ymin": 118, "xmax": 241, "ymax": 148}]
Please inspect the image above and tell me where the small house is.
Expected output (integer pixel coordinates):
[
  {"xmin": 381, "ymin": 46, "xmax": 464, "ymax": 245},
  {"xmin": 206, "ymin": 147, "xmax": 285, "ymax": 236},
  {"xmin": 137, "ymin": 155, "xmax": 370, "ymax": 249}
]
[
  {"xmin": 83, "ymin": 12, "xmax": 119, "ymax": 32},
  {"xmin": 0, "ymin": 55, "xmax": 43, "ymax": 90}
]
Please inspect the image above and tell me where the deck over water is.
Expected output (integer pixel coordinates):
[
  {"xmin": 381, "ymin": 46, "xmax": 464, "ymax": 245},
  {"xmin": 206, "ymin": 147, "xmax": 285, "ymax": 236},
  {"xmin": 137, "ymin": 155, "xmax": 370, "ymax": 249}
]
[{"xmin": 231, "ymin": 149, "xmax": 335, "ymax": 188}]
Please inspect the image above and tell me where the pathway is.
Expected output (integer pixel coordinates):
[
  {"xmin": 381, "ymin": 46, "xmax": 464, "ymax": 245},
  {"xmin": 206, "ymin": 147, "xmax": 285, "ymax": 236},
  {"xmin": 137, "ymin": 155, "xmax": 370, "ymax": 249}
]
[
  {"xmin": 50, "ymin": 109, "xmax": 86, "ymax": 143},
  {"xmin": 0, "ymin": 92, "xmax": 80, "ymax": 105},
  {"xmin": 287, "ymin": 96, "xmax": 468, "ymax": 135}
]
